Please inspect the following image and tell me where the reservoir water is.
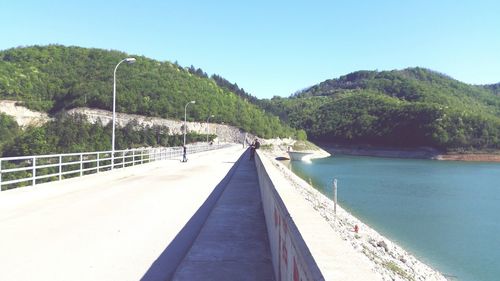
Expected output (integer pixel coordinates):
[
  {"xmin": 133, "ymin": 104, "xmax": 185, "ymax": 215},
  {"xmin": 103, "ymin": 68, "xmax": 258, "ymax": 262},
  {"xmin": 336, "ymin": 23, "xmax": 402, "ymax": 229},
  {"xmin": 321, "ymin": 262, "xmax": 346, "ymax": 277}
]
[{"xmin": 289, "ymin": 155, "xmax": 500, "ymax": 281}]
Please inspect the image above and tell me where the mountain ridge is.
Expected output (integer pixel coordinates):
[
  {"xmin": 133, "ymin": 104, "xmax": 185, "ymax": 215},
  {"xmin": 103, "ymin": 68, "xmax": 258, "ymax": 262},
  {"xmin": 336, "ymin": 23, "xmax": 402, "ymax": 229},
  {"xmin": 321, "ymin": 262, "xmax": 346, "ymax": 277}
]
[
  {"xmin": 0, "ymin": 45, "xmax": 299, "ymax": 140},
  {"xmin": 2, "ymin": 45, "xmax": 500, "ymax": 154},
  {"xmin": 0, "ymin": 45, "xmax": 302, "ymax": 156},
  {"xmin": 261, "ymin": 67, "xmax": 500, "ymax": 151}
]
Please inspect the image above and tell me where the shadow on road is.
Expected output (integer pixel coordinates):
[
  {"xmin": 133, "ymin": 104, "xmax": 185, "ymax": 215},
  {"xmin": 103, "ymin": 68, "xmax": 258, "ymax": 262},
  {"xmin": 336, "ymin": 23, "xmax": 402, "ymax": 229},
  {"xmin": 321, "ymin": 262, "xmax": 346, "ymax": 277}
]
[{"xmin": 140, "ymin": 151, "xmax": 247, "ymax": 281}]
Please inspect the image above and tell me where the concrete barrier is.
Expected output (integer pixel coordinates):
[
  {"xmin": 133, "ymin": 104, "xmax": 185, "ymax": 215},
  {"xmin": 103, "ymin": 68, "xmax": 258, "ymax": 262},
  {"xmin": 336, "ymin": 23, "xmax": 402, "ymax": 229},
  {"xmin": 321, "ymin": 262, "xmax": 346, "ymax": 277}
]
[
  {"xmin": 255, "ymin": 151, "xmax": 324, "ymax": 281},
  {"xmin": 255, "ymin": 150, "xmax": 381, "ymax": 281}
]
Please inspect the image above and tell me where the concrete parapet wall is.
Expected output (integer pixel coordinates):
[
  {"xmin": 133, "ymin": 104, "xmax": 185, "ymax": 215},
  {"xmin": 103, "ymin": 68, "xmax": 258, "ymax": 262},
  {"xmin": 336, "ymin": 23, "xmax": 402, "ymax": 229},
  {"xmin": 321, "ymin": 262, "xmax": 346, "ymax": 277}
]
[
  {"xmin": 255, "ymin": 151, "xmax": 324, "ymax": 281},
  {"xmin": 255, "ymin": 150, "xmax": 382, "ymax": 281}
]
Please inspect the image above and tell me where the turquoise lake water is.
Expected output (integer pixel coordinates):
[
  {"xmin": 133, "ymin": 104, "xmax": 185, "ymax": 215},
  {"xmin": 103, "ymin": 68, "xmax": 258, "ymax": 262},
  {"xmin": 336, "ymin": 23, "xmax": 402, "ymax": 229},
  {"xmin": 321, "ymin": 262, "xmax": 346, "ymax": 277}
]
[{"xmin": 289, "ymin": 155, "xmax": 500, "ymax": 281}]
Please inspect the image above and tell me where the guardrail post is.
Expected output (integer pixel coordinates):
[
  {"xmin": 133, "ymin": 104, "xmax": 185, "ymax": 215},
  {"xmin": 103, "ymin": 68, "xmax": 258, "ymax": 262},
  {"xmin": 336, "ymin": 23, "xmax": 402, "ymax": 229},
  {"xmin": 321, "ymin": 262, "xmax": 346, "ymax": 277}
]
[
  {"xmin": 97, "ymin": 153, "xmax": 100, "ymax": 173},
  {"xmin": 132, "ymin": 150, "xmax": 135, "ymax": 166},
  {"xmin": 80, "ymin": 154, "xmax": 83, "ymax": 177},
  {"xmin": 141, "ymin": 149, "xmax": 144, "ymax": 164},
  {"xmin": 59, "ymin": 155, "xmax": 62, "ymax": 181},
  {"xmin": 32, "ymin": 156, "xmax": 36, "ymax": 186},
  {"xmin": 123, "ymin": 151, "xmax": 125, "ymax": 168}
]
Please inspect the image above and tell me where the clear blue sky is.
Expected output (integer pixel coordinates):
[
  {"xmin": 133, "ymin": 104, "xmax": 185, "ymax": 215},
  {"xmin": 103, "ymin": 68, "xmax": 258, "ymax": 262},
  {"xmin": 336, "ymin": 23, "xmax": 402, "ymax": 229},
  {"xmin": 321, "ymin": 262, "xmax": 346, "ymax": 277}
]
[{"xmin": 1, "ymin": 0, "xmax": 499, "ymax": 98}]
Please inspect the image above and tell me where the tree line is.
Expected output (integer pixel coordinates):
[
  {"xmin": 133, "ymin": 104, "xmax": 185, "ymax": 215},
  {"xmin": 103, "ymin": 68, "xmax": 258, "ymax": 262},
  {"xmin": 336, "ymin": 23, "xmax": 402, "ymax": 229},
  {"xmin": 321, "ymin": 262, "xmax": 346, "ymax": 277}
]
[
  {"xmin": 0, "ymin": 113, "xmax": 214, "ymax": 157},
  {"xmin": 261, "ymin": 68, "xmax": 500, "ymax": 151},
  {"xmin": 5, "ymin": 45, "xmax": 500, "ymax": 153},
  {"xmin": 0, "ymin": 45, "xmax": 300, "ymax": 145}
]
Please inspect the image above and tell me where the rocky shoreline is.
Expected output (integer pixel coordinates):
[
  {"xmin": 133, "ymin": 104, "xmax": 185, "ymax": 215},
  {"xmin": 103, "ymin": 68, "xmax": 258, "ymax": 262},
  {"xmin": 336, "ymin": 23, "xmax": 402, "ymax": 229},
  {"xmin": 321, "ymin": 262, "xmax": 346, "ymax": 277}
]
[
  {"xmin": 261, "ymin": 148, "xmax": 448, "ymax": 281},
  {"xmin": 319, "ymin": 143, "xmax": 500, "ymax": 163},
  {"xmin": 436, "ymin": 153, "xmax": 500, "ymax": 162}
]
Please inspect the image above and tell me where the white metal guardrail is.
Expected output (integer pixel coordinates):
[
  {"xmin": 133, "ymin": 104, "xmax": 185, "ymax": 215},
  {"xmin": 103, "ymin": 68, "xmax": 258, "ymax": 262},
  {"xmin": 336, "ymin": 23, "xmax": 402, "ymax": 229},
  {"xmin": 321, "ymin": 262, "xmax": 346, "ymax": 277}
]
[{"xmin": 0, "ymin": 143, "xmax": 229, "ymax": 191}]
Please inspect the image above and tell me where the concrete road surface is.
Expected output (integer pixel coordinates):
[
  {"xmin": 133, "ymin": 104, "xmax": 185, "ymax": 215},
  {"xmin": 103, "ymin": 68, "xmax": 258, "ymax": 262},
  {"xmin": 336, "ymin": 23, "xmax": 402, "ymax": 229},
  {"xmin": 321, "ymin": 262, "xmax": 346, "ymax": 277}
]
[
  {"xmin": 0, "ymin": 145, "xmax": 244, "ymax": 281},
  {"xmin": 171, "ymin": 148, "xmax": 274, "ymax": 281}
]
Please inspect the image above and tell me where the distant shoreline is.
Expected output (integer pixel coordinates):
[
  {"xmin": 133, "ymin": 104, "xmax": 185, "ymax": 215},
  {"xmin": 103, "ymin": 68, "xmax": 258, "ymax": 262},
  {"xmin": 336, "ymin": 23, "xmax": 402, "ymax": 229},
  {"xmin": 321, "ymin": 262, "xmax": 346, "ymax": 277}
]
[{"xmin": 317, "ymin": 143, "xmax": 500, "ymax": 163}]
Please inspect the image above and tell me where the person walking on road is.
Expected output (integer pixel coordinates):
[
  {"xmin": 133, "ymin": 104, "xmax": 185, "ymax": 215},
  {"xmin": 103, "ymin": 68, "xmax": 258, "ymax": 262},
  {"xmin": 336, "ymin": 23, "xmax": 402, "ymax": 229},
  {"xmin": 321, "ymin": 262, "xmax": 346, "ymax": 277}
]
[
  {"xmin": 182, "ymin": 145, "xmax": 188, "ymax": 162},
  {"xmin": 249, "ymin": 138, "xmax": 260, "ymax": 160}
]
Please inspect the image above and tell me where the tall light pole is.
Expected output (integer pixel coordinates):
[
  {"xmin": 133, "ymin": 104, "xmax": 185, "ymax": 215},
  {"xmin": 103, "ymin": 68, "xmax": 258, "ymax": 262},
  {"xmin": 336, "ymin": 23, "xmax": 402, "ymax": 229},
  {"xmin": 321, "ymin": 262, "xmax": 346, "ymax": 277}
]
[
  {"xmin": 206, "ymin": 114, "xmax": 214, "ymax": 143},
  {"xmin": 112, "ymin": 57, "xmax": 136, "ymax": 169},
  {"xmin": 184, "ymin": 100, "xmax": 196, "ymax": 146}
]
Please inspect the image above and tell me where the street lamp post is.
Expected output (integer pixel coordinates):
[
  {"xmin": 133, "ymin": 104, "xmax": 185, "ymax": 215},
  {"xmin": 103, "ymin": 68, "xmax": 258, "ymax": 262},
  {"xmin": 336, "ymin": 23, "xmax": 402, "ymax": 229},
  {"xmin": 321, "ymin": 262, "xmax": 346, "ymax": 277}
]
[
  {"xmin": 184, "ymin": 100, "xmax": 196, "ymax": 146},
  {"xmin": 206, "ymin": 114, "xmax": 214, "ymax": 143},
  {"xmin": 112, "ymin": 57, "xmax": 136, "ymax": 169}
]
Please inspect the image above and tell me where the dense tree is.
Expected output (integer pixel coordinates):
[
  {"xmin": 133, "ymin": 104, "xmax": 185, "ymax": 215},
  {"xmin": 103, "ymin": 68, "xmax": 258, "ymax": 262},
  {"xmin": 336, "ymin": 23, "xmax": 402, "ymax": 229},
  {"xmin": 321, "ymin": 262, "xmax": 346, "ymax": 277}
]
[
  {"xmin": 1, "ymin": 113, "xmax": 215, "ymax": 157},
  {"xmin": 211, "ymin": 74, "xmax": 260, "ymax": 105},
  {"xmin": 261, "ymin": 69, "xmax": 500, "ymax": 151},
  {"xmin": 484, "ymin": 83, "xmax": 500, "ymax": 96},
  {"xmin": 0, "ymin": 113, "xmax": 20, "ymax": 152},
  {"xmin": 3, "ymin": 45, "xmax": 500, "ymax": 154},
  {"xmin": 0, "ymin": 45, "xmax": 298, "ymax": 143}
]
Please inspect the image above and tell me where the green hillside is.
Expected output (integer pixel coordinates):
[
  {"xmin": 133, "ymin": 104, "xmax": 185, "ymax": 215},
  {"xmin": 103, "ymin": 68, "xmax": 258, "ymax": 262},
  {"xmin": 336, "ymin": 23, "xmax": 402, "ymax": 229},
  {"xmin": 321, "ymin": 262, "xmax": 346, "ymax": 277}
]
[
  {"xmin": 3, "ymin": 46, "xmax": 499, "ymax": 154},
  {"xmin": 0, "ymin": 45, "xmax": 299, "ymax": 137},
  {"xmin": 0, "ymin": 45, "xmax": 305, "ymax": 156},
  {"xmin": 261, "ymin": 68, "xmax": 500, "ymax": 151},
  {"xmin": 484, "ymin": 83, "xmax": 500, "ymax": 95}
]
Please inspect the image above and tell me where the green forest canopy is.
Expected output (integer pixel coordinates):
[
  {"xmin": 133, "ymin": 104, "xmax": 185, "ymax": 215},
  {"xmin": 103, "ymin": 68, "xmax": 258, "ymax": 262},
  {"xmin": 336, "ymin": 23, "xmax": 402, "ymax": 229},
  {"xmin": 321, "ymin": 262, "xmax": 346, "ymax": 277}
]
[
  {"xmin": 0, "ymin": 113, "xmax": 214, "ymax": 157},
  {"xmin": 260, "ymin": 68, "xmax": 500, "ymax": 151},
  {"xmin": 2, "ymin": 45, "xmax": 500, "ymax": 155},
  {"xmin": 0, "ymin": 45, "xmax": 299, "ymax": 137}
]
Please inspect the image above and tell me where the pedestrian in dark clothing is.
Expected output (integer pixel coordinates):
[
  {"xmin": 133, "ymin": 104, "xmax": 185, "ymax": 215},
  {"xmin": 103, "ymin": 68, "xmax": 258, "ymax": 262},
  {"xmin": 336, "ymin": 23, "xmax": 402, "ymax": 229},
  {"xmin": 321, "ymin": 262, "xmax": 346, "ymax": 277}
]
[
  {"xmin": 250, "ymin": 142, "xmax": 255, "ymax": 160},
  {"xmin": 182, "ymin": 145, "xmax": 187, "ymax": 162},
  {"xmin": 249, "ymin": 138, "xmax": 260, "ymax": 160},
  {"xmin": 254, "ymin": 139, "xmax": 260, "ymax": 150}
]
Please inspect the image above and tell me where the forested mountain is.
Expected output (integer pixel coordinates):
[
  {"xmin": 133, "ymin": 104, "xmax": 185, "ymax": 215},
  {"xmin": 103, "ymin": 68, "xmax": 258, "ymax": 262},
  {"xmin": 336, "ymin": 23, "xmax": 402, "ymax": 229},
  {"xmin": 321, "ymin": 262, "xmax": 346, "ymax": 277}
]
[
  {"xmin": 261, "ymin": 68, "xmax": 500, "ymax": 151},
  {"xmin": 2, "ymin": 45, "xmax": 500, "ymax": 155},
  {"xmin": 484, "ymin": 83, "xmax": 500, "ymax": 95},
  {"xmin": 210, "ymin": 74, "xmax": 260, "ymax": 105},
  {"xmin": 0, "ymin": 45, "xmax": 303, "ymax": 156},
  {"xmin": 0, "ymin": 45, "xmax": 299, "ymax": 137},
  {"xmin": 184, "ymin": 65, "xmax": 260, "ymax": 105},
  {"xmin": 0, "ymin": 113, "xmax": 19, "ymax": 153}
]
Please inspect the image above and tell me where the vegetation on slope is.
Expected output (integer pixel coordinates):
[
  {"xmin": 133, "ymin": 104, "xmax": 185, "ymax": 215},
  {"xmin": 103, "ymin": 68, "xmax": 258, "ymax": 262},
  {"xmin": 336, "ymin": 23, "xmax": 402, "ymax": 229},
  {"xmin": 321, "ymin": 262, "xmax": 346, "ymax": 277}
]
[
  {"xmin": 0, "ymin": 45, "xmax": 302, "ymax": 156},
  {"xmin": 484, "ymin": 83, "xmax": 500, "ymax": 96},
  {"xmin": 2, "ymin": 45, "xmax": 499, "ymax": 155},
  {"xmin": 261, "ymin": 68, "xmax": 500, "ymax": 151},
  {"xmin": 1, "ymin": 113, "xmax": 212, "ymax": 157},
  {"xmin": 0, "ymin": 45, "xmax": 298, "ymax": 139},
  {"xmin": 0, "ymin": 113, "xmax": 20, "ymax": 152}
]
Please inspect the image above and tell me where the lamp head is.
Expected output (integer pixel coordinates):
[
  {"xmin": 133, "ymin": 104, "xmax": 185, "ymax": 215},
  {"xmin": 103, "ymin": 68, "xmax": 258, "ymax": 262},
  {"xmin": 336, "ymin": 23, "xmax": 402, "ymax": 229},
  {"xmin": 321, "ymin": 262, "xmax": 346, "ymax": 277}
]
[
  {"xmin": 125, "ymin": 58, "xmax": 136, "ymax": 64},
  {"xmin": 191, "ymin": 100, "xmax": 196, "ymax": 104}
]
